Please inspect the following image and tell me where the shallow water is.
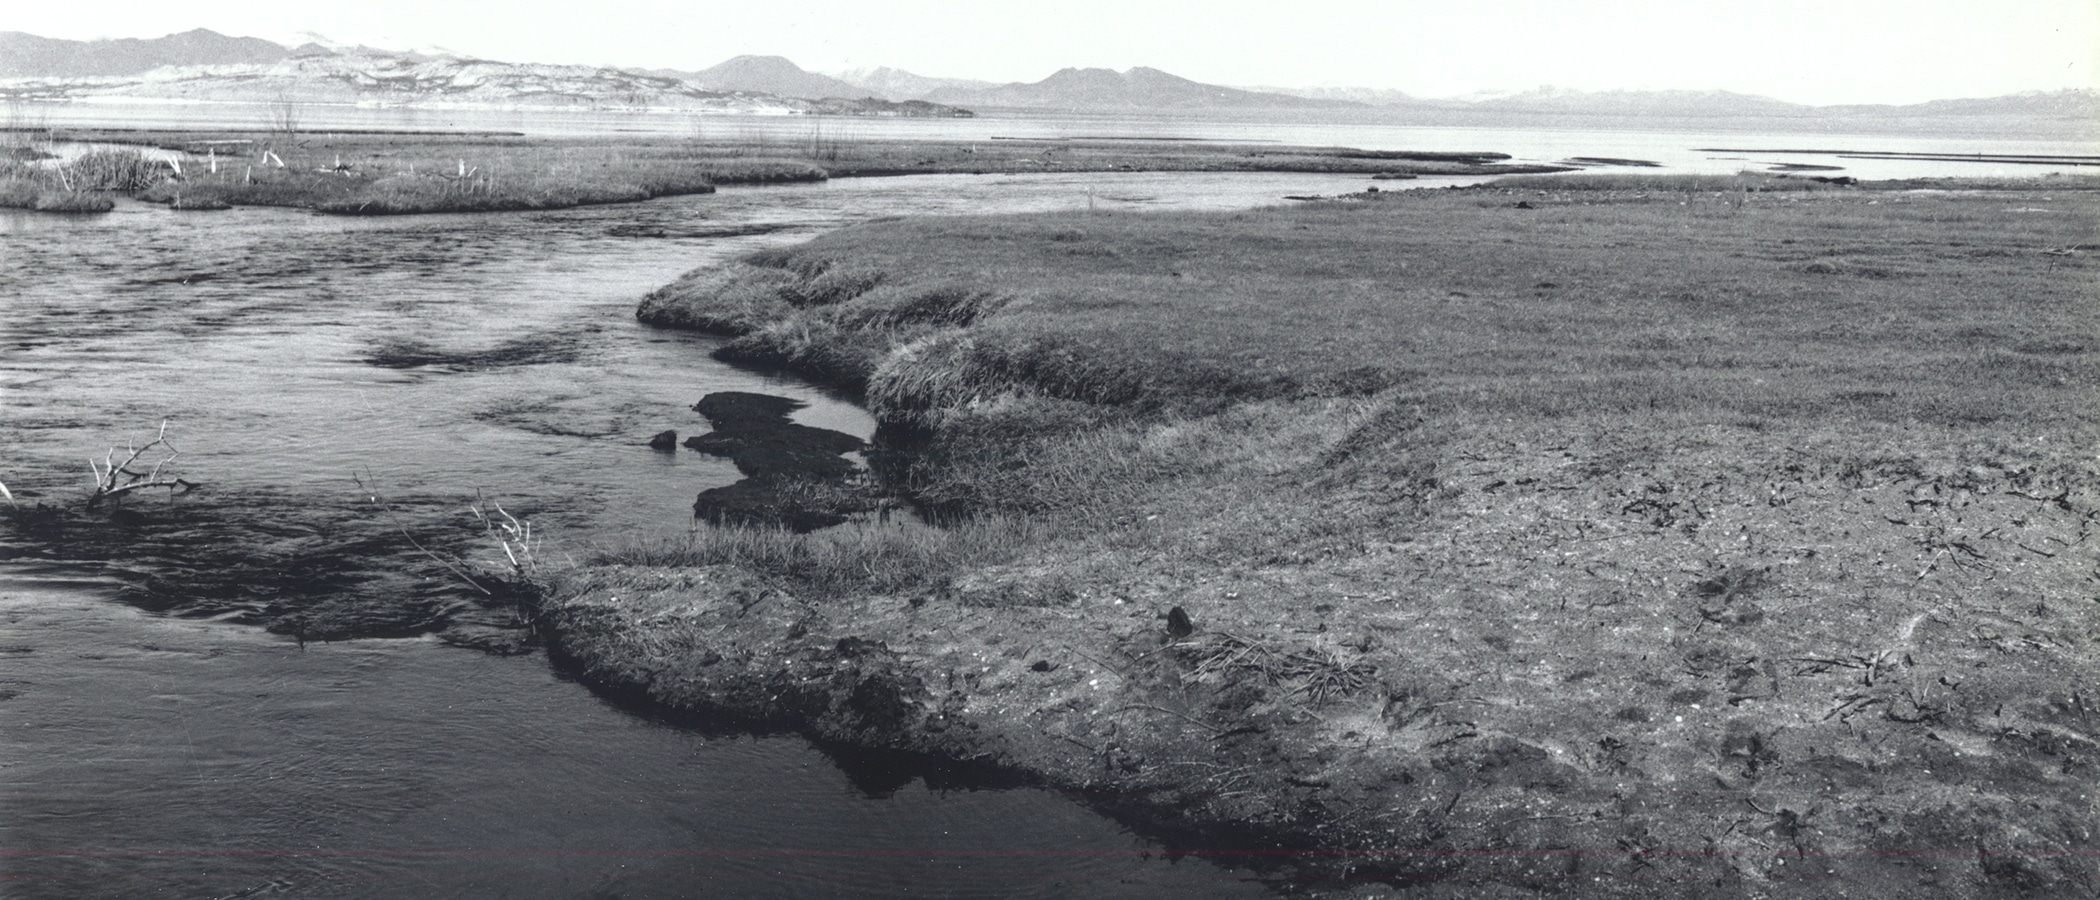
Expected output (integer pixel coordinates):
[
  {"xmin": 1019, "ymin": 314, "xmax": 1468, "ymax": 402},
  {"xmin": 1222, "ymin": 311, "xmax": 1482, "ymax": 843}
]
[{"xmin": 0, "ymin": 172, "xmax": 1393, "ymax": 897}]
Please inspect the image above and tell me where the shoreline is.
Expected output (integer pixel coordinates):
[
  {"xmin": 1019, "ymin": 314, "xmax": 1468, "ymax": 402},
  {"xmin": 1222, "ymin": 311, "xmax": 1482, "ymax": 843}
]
[
  {"xmin": 553, "ymin": 180, "xmax": 2100, "ymax": 897},
  {"xmin": 6, "ymin": 128, "xmax": 1572, "ymax": 217}
]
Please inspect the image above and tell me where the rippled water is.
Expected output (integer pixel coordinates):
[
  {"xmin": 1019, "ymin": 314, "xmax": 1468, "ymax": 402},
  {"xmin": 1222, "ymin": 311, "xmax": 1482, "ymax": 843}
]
[{"xmin": 0, "ymin": 171, "xmax": 1393, "ymax": 898}]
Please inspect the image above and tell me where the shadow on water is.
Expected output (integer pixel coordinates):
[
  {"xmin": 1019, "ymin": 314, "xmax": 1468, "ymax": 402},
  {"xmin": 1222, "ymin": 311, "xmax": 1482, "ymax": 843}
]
[
  {"xmin": 0, "ymin": 487, "xmax": 533, "ymax": 642},
  {"xmin": 362, "ymin": 327, "xmax": 601, "ymax": 371},
  {"xmin": 542, "ymin": 638, "xmax": 1321, "ymax": 893}
]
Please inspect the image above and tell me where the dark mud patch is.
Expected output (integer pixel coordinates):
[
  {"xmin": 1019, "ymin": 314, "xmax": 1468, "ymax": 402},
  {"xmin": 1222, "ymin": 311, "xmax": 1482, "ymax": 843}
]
[
  {"xmin": 605, "ymin": 222, "xmax": 811, "ymax": 239},
  {"xmin": 685, "ymin": 391, "xmax": 871, "ymax": 532},
  {"xmin": 363, "ymin": 328, "xmax": 597, "ymax": 371},
  {"xmin": 1566, "ymin": 156, "xmax": 1663, "ymax": 167}
]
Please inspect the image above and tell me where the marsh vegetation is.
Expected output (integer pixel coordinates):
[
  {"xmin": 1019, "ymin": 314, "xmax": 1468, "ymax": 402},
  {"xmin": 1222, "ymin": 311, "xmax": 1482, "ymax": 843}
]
[
  {"xmin": 578, "ymin": 178, "xmax": 2100, "ymax": 896},
  {"xmin": 9, "ymin": 127, "xmax": 1571, "ymax": 216}
]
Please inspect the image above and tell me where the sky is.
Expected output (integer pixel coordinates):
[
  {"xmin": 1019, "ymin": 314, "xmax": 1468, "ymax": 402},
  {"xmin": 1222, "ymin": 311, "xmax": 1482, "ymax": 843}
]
[{"xmin": 7, "ymin": 0, "xmax": 2097, "ymax": 105}]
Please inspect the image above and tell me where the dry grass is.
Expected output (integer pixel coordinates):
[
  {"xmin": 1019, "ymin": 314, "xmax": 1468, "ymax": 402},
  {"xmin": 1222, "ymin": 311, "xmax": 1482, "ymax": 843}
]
[
  {"xmin": 97, "ymin": 135, "xmax": 827, "ymax": 214},
  {"xmin": 644, "ymin": 183, "xmax": 2098, "ymax": 518},
  {"xmin": 582, "ymin": 179, "xmax": 2100, "ymax": 894},
  {"xmin": 0, "ymin": 150, "xmax": 169, "ymax": 212},
  {"xmin": 589, "ymin": 515, "xmax": 1039, "ymax": 600}
]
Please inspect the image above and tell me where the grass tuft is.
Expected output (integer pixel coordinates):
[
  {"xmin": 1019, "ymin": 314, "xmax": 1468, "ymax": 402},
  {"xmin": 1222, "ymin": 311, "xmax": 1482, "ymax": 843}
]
[{"xmin": 590, "ymin": 516, "xmax": 1037, "ymax": 600}]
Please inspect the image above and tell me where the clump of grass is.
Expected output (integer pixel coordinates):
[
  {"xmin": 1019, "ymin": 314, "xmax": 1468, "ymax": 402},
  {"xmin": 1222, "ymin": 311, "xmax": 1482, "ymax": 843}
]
[
  {"xmin": 64, "ymin": 149, "xmax": 169, "ymax": 191},
  {"xmin": 637, "ymin": 263, "xmax": 802, "ymax": 334},
  {"xmin": 1180, "ymin": 633, "xmax": 1380, "ymax": 706},
  {"xmin": 0, "ymin": 176, "xmax": 43, "ymax": 209},
  {"xmin": 0, "ymin": 160, "xmax": 114, "ymax": 212},
  {"xmin": 592, "ymin": 516, "xmax": 1036, "ymax": 600},
  {"xmin": 30, "ymin": 190, "xmax": 114, "ymax": 213}
]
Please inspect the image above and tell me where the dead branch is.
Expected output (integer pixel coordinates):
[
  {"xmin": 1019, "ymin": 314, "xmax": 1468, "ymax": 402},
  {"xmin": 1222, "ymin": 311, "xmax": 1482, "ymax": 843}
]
[
  {"xmin": 86, "ymin": 420, "xmax": 198, "ymax": 508},
  {"xmin": 356, "ymin": 469, "xmax": 492, "ymax": 596}
]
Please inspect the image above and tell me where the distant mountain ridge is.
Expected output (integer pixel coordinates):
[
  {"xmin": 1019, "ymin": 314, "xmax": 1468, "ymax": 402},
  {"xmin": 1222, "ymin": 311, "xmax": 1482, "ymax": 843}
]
[
  {"xmin": 0, "ymin": 28, "xmax": 312, "ymax": 78},
  {"xmin": 835, "ymin": 67, "xmax": 996, "ymax": 100},
  {"xmin": 644, "ymin": 55, "xmax": 867, "ymax": 100},
  {"xmin": 2, "ymin": 29, "xmax": 2091, "ymax": 123},
  {"xmin": 0, "ymin": 32, "xmax": 969, "ymax": 116},
  {"xmin": 853, "ymin": 66, "xmax": 1360, "ymax": 110},
  {"xmin": 1249, "ymin": 82, "xmax": 2100, "ymax": 121}
]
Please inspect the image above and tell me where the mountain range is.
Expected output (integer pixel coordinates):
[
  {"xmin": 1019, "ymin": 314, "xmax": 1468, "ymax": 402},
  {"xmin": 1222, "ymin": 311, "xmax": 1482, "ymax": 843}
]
[
  {"xmin": 0, "ymin": 29, "xmax": 311, "ymax": 78},
  {"xmin": 3, "ymin": 29, "xmax": 2094, "ymax": 124}
]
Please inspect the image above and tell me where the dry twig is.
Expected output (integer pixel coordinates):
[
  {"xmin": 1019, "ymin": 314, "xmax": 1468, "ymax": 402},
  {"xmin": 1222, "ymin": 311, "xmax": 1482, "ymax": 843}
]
[{"xmin": 86, "ymin": 420, "xmax": 198, "ymax": 508}]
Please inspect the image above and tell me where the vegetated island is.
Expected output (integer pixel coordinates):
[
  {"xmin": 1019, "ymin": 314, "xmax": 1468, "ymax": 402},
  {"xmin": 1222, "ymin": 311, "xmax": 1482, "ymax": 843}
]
[
  {"xmin": 557, "ymin": 172, "xmax": 2099, "ymax": 898},
  {"xmin": 0, "ymin": 128, "xmax": 1570, "ymax": 215}
]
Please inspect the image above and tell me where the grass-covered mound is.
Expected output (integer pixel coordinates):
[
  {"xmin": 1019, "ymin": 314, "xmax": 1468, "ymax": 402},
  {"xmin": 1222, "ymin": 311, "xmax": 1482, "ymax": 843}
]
[
  {"xmin": 575, "ymin": 180, "xmax": 2099, "ymax": 897},
  {"xmin": 131, "ymin": 139, "xmax": 825, "ymax": 214},
  {"xmin": 0, "ymin": 147, "xmax": 166, "ymax": 212},
  {"xmin": 53, "ymin": 128, "xmax": 1573, "ymax": 216}
]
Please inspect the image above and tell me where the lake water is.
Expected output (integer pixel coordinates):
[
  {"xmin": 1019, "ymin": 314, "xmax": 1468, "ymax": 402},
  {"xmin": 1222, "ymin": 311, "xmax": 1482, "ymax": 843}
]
[
  {"xmin": 26, "ymin": 98, "xmax": 2100, "ymax": 179},
  {"xmin": 0, "ymin": 170, "xmax": 1413, "ymax": 899}
]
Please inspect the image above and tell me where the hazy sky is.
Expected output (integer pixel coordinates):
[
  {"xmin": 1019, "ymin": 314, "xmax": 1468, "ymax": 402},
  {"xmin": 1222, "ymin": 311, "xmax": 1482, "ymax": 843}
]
[{"xmin": 9, "ymin": 0, "xmax": 2097, "ymax": 104}]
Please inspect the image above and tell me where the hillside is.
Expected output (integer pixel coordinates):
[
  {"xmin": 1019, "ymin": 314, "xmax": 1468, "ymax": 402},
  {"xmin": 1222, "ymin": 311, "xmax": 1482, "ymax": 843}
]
[
  {"xmin": 924, "ymin": 66, "xmax": 1361, "ymax": 110},
  {"xmin": 0, "ymin": 34, "xmax": 968, "ymax": 116},
  {"xmin": 834, "ymin": 66, "xmax": 997, "ymax": 101},
  {"xmin": 0, "ymin": 29, "xmax": 308, "ymax": 78},
  {"xmin": 650, "ymin": 55, "xmax": 867, "ymax": 100}
]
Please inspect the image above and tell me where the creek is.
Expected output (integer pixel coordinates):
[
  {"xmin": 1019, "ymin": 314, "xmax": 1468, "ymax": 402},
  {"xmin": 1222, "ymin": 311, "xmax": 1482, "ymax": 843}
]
[{"xmin": 1, "ymin": 170, "xmax": 1412, "ymax": 898}]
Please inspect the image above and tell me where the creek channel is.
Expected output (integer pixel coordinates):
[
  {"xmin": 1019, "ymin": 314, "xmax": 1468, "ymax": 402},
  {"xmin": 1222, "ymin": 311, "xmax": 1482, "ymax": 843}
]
[{"xmin": 0, "ymin": 170, "xmax": 1420, "ymax": 898}]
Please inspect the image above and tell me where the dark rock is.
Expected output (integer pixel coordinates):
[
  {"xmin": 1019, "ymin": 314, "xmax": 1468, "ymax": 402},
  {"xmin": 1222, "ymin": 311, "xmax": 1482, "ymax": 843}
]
[
  {"xmin": 649, "ymin": 429, "xmax": 678, "ymax": 451},
  {"xmin": 1515, "ymin": 201, "xmax": 1536, "ymax": 209},
  {"xmin": 1166, "ymin": 605, "xmax": 1195, "ymax": 638}
]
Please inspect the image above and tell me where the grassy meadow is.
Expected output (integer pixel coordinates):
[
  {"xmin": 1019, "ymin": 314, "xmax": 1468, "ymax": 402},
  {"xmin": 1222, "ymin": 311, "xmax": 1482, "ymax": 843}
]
[
  {"xmin": 5, "ymin": 126, "xmax": 1571, "ymax": 216},
  {"xmin": 567, "ymin": 177, "xmax": 2100, "ymax": 896}
]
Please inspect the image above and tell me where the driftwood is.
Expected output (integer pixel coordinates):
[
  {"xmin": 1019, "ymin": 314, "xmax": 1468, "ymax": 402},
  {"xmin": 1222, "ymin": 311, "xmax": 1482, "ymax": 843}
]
[{"xmin": 86, "ymin": 420, "xmax": 198, "ymax": 508}]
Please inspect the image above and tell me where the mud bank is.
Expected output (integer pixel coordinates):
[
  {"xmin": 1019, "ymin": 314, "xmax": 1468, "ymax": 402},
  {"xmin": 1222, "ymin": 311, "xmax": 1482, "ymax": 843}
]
[
  {"xmin": 568, "ymin": 184, "xmax": 2100, "ymax": 897},
  {"xmin": 546, "ymin": 434, "xmax": 2100, "ymax": 897}
]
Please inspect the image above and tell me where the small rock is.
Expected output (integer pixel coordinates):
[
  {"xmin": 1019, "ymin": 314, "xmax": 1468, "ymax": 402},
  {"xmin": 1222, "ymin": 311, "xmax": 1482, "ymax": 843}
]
[
  {"xmin": 649, "ymin": 429, "xmax": 678, "ymax": 451},
  {"xmin": 1165, "ymin": 605, "xmax": 1195, "ymax": 638}
]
